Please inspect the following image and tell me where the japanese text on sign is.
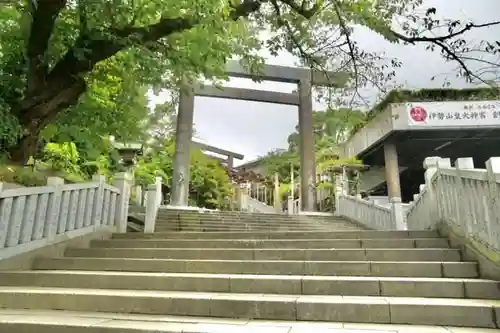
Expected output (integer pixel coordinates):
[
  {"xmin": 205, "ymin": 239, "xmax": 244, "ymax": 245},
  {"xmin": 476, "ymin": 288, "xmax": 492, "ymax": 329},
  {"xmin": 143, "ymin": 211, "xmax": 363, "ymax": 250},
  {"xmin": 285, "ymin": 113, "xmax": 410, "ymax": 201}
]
[{"xmin": 407, "ymin": 101, "xmax": 500, "ymax": 127}]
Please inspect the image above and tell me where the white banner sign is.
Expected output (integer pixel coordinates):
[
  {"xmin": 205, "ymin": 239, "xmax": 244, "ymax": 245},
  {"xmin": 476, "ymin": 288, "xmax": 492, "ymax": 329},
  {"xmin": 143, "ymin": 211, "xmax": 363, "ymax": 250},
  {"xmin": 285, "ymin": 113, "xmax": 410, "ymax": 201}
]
[{"xmin": 406, "ymin": 101, "xmax": 500, "ymax": 127}]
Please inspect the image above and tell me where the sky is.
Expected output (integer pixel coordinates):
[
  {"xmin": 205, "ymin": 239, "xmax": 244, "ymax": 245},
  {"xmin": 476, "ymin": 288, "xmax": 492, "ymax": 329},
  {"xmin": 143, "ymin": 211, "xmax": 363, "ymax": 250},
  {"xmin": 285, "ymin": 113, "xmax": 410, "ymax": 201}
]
[{"xmin": 150, "ymin": 0, "xmax": 500, "ymax": 166}]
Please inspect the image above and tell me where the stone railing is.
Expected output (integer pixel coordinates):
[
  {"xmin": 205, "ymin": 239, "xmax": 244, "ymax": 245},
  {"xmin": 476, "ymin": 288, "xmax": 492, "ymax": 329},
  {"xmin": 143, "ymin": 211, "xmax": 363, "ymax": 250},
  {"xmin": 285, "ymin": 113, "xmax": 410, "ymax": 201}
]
[
  {"xmin": 142, "ymin": 176, "xmax": 165, "ymax": 233},
  {"xmin": 334, "ymin": 154, "xmax": 500, "ymax": 262},
  {"xmin": 406, "ymin": 156, "xmax": 500, "ymax": 252},
  {"xmin": 0, "ymin": 173, "xmax": 131, "ymax": 260},
  {"xmin": 287, "ymin": 197, "xmax": 300, "ymax": 215},
  {"xmin": 334, "ymin": 169, "xmax": 406, "ymax": 230},
  {"xmin": 246, "ymin": 196, "xmax": 276, "ymax": 214},
  {"xmin": 337, "ymin": 194, "xmax": 395, "ymax": 230}
]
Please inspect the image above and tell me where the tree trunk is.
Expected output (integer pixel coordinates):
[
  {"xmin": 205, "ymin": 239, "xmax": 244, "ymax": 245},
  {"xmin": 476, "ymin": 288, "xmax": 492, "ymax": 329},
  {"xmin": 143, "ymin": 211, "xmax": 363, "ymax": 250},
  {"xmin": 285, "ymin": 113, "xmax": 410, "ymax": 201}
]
[
  {"xmin": 8, "ymin": 78, "xmax": 86, "ymax": 165},
  {"xmin": 8, "ymin": 135, "xmax": 39, "ymax": 165}
]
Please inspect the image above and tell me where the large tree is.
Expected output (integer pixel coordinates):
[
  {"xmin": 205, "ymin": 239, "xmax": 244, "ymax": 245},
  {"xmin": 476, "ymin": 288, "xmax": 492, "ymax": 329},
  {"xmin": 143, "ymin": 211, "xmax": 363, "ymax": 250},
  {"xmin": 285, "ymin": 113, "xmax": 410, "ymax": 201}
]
[{"xmin": 1, "ymin": 0, "xmax": 498, "ymax": 163}]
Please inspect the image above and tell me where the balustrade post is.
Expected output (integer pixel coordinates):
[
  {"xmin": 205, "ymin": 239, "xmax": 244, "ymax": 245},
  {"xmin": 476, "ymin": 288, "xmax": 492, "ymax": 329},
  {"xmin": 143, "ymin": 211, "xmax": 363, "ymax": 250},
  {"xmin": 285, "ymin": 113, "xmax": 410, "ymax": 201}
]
[
  {"xmin": 334, "ymin": 172, "xmax": 343, "ymax": 216},
  {"xmin": 436, "ymin": 158, "xmax": 451, "ymax": 219},
  {"xmin": 145, "ymin": 184, "xmax": 158, "ymax": 233},
  {"xmin": 114, "ymin": 172, "xmax": 132, "ymax": 233},
  {"xmin": 420, "ymin": 156, "xmax": 443, "ymax": 229},
  {"xmin": 454, "ymin": 158, "xmax": 475, "ymax": 235},
  {"xmin": 287, "ymin": 196, "xmax": 294, "ymax": 215},
  {"xmin": 390, "ymin": 197, "xmax": 407, "ymax": 230},
  {"xmin": 91, "ymin": 175, "xmax": 106, "ymax": 229},
  {"xmin": 273, "ymin": 172, "xmax": 280, "ymax": 213},
  {"xmin": 135, "ymin": 185, "xmax": 143, "ymax": 206},
  {"xmin": 239, "ymin": 185, "xmax": 249, "ymax": 211},
  {"xmin": 485, "ymin": 157, "xmax": 500, "ymax": 250},
  {"xmin": 45, "ymin": 177, "xmax": 64, "ymax": 240},
  {"xmin": 154, "ymin": 176, "xmax": 162, "ymax": 207}
]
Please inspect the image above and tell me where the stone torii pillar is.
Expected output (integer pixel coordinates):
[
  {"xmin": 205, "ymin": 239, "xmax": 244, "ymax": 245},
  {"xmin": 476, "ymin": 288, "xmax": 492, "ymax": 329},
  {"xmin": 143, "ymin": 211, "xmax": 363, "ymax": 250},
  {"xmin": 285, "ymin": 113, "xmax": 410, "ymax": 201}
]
[
  {"xmin": 170, "ymin": 85, "xmax": 195, "ymax": 207},
  {"xmin": 298, "ymin": 79, "xmax": 317, "ymax": 212}
]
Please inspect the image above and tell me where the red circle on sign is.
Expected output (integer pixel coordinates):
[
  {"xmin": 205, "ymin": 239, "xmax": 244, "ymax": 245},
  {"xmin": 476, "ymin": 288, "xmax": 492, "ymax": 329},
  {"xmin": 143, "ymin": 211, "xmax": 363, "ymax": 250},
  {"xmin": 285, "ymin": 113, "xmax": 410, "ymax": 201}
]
[{"xmin": 410, "ymin": 106, "xmax": 427, "ymax": 122}]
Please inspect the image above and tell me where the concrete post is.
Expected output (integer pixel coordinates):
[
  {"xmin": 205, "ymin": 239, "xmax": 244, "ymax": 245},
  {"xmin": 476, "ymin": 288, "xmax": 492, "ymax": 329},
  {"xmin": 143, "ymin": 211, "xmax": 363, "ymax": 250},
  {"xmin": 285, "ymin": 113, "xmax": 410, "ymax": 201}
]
[
  {"xmin": 227, "ymin": 156, "xmax": 234, "ymax": 169},
  {"xmin": 144, "ymin": 184, "xmax": 158, "ymax": 233},
  {"xmin": 154, "ymin": 176, "xmax": 162, "ymax": 207},
  {"xmin": 298, "ymin": 79, "xmax": 316, "ymax": 211},
  {"xmin": 333, "ymin": 173, "xmax": 343, "ymax": 216},
  {"xmin": 455, "ymin": 157, "xmax": 475, "ymax": 236},
  {"xmin": 134, "ymin": 185, "xmax": 143, "ymax": 206},
  {"xmin": 287, "ymin": 196, "xmax": 294, "ymax": 214},
  {"xmin": 390, "ymin": 197, "xmax": 407, "ymax": 230},
  {"xmin": 170, "ymin": 84, "xmax": 195, "ymax": 207},
  {"xmin": 240, "ymin": 186, "xmax": 249, "ymax": 211},
  {"xmin": 114, "ymin": 172, "xmax": 132, "ymax": 233},
  {"xmin": 90, "ymin": 175, "xmax": 106, "ymax": 229},
  {"xmin": 234, "ymin": 186, "xmax": 242, "ymax": 211},
  {"xmin": 46, "ymin": 176, "xmax": 65, "ymax": 240},
  {"xmin": 383, "ymin": 141, "xmax": 402, "ymax": 200},
  {"xmin": 485, "ymin": 157, "xmax": 500, "ymax": 250},
  {"xmin": 273, "ymin": 172, "xmax": 280, "ymax": 213},
  {"xmin": 383, "ymin": 141, "xmax": 407, "ymax": 230},
  {"xmin": 341, "ymin": 166, "xmax": 349, "ymax": 194}
]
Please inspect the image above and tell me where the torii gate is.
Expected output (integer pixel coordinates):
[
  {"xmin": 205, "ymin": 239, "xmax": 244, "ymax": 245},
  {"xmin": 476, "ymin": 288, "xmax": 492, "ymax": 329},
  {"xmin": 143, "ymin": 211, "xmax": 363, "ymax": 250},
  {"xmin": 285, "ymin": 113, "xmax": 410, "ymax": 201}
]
[{"xmin": 170, "ymin": 60, "xmax": 348, "ymax": 212}]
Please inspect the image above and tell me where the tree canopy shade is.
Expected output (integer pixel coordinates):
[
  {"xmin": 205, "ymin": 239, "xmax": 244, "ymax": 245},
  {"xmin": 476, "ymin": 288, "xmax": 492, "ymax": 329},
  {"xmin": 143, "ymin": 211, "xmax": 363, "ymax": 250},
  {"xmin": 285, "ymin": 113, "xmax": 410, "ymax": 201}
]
[{"xmin": 1, "ymin": 0, "xmax": 499, "ymax": 163}]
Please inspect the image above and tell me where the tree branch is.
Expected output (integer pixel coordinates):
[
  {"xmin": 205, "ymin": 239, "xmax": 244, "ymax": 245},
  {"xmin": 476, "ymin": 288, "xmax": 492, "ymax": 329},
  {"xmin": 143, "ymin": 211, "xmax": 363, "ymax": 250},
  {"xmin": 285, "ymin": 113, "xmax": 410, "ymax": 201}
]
[
  {"xmin": 392, "ymin": 20, "xmax": 500, "ymax": 44},
  {"xmin": 279, "ymin": 0, "xmax": 320, "ymax": 18},
  {"xmin": 332, "ymin": 0, "xmax": 359, "ymax": 104},
  {"xmin": 26, "ymin": 0, "xmax": 67, "ymax": 94},
  {"xmin": 391, "ymin": 19, "xmax": 500, "ymax": 84},
  {"xmin": 48, "ymin": 0, "xmax": 265, "ymax": 82},
  {"xmin": 21, "ymin": 0, "xmax": 267, "ymax": 116}
]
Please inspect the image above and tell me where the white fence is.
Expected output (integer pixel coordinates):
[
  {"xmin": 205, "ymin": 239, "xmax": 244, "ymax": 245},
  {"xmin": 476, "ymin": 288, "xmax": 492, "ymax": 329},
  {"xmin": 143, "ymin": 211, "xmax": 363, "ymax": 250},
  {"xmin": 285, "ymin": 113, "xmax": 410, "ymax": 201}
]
[
  {"xmin": 245, "ymin": 196, "xmax": 276, "ymax": 214},
  {"xmin": 337, "ymin": 194, "xmax": 395, "ymax": 230},
  {"xmin": 0, "ymin": 173, "xmax": 131, "ymax": 260},
  {"xmin": 335, "ymin": 155, "xmax": 500, "ymax": 254},
  {"xmin": 287, "ymin": 197, "xmax": 300, "ymax": 215},
  {"xmin": 407, "ymin": 156, "xmax": 500, "ymax": 252}
]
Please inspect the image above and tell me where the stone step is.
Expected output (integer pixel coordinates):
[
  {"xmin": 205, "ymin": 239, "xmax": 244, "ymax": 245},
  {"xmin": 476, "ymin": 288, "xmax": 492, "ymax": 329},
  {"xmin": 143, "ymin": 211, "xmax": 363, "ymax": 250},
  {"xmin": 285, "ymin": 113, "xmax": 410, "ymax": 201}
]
[
  {"xmin": 1, "ymin": 271, "xmax": 497, "ymax": 299},
  {"xmin": 154, "ymin": 224, "xmax": 355, "ymax": 231},
  {"xmin": 155, "ymin": 218, "xmax": 352, "ymax": 225},
  {"xmin": 66, "ymin": 247, "xmax": 461, "ymax": 262},
  {"xmin": 0, "ymin": 287, "xmax": 498, "ymax": 327},
  {"xmin": 32, "ymin": 258, "xmax": 479, "ymax": 278},
  {"xmin": 153, "ymin": 224, "xmax": 351, "ymax": 230},
  {"xmin": 3, "ymin": 309, "xmax": 498, "ymax": 333},
  {"xmin": 154, "ymin": 225, "xmax": 361, "ymax": 231},
  {"xmin": 157, "ymin": 211, "xmax": 324, "ymax": 217},
  {"xmin": 154, "ymin": 226, "xmax": 363, "ymax": 232},
  {"xmin": 154, "ymin": 221, "xmax": 353, "ymax": 228},
  {"xmin": 112, "ymin": 230, "xmax": 440, "ymax": 239},
  {"xmin": 157, "ymin": 212, "xmax": 344, "ymax": 219},
  {"xmin": 155, "ymin": 218, "xmax": 348, "ymax": 225},
  {"xmin": 155, "ymin": 227, "xmax": 360, "ymax": 232},
  {"xmin": 89, "ymin": 238, "xmax": 451, "ymax": 249},
  {"xmin": 154, "ymin": 219, "xmax": 350, "ymax": 224}
]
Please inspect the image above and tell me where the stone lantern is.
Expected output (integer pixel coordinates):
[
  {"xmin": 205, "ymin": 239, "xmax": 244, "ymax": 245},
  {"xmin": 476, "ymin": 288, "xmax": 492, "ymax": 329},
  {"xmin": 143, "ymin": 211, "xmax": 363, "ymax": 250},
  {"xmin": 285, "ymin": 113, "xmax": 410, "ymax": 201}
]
[{"xmin": 111, "ymin": 138, "xmax": 143, "ymax": 170}]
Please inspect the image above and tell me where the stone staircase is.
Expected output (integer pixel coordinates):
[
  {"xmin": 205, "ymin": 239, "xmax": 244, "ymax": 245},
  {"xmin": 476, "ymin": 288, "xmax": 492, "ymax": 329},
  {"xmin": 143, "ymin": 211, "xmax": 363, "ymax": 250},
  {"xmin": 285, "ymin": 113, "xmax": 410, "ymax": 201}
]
[
  {"xmin": 153, "ymin": 209, "xmax": 364, "ymax": 232},
  {"xmin": 0, "ymin": 211, "xmax": 499, "ymax": 332}
]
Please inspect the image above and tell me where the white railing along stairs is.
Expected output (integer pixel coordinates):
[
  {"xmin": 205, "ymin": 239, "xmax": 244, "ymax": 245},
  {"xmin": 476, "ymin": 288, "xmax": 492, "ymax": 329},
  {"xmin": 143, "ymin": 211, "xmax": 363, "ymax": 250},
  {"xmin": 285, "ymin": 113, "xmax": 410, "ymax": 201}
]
[
  {"xmin": 336, "ymin": 155, "xmax": 500, "ymax": 259},
  {"xmin": 0, "ymin": 173, "xmax": 132, "ymax": 260}
]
